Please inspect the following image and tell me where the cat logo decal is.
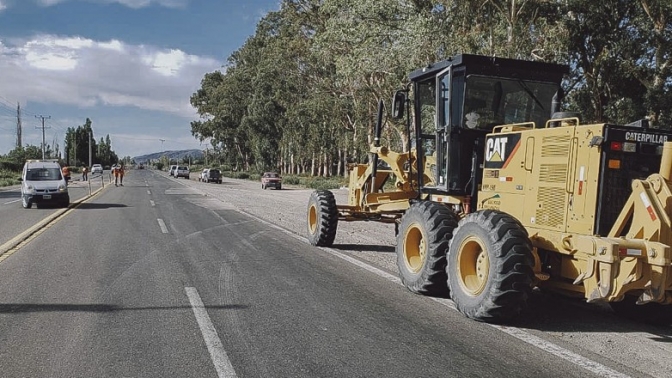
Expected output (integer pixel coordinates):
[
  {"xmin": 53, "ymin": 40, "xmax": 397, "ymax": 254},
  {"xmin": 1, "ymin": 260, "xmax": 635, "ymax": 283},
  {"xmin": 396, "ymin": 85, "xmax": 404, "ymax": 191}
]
[{"xmin": 484, "ymin": 134, "xmax": 521, "ymax": 169}]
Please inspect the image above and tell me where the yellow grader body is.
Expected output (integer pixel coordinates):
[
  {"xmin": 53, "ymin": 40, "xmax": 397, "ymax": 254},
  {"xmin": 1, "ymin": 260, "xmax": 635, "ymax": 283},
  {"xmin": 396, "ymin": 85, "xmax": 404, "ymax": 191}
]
[
  {"xmin": 480, "ymin": 120, "xmax": 672, "ymax": 306},
  {"xmin": 306, "ymin": 53, "xmax": 672, "ymax": 322}
]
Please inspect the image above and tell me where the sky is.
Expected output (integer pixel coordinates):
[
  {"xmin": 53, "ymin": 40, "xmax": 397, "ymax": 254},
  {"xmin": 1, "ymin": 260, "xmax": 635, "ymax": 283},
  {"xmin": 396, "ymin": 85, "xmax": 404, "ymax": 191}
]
[{"xmin": 0, "ymin": 0, "xmax": 280, "ymax": 159}]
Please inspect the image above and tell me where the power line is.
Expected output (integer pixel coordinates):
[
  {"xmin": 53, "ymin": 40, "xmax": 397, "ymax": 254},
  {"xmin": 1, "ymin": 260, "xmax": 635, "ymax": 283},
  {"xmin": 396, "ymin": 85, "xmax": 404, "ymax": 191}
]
[{"xmin": 35, "ymin": 115, "xmax": 51, "ymax": 160}]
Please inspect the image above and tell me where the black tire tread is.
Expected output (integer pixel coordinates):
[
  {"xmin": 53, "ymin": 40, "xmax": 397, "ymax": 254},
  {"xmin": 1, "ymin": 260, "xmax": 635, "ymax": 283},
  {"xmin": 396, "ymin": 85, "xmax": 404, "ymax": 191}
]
[
  {"xmin": 396, "ymin": 201, "xmax": 459, "ymax": 295},
  {"xmin": 307, "ymin": 190, "xmax": 338, "ymax": 246},
  {"xmin": 447, "ymin": 210, "xmax": 534, "ymax": 323}
]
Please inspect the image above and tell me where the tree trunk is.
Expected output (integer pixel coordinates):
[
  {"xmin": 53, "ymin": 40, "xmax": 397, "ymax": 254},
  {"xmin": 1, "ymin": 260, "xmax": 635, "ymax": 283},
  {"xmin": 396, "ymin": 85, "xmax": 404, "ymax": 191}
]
[
  {"xmin": 311, "ymin": 152, "xmax": 316, "ymax": 177},
  {"xmin": 337, "ymin": 148, "xmax": 343, "ymax": 177}
]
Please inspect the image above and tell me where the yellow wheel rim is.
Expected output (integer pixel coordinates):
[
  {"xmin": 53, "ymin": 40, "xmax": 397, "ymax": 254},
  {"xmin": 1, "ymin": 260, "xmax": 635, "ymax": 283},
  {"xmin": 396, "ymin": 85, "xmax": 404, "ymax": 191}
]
[
  {"xmin": 457, "ymin": 236, "xmax": 489, "ymax": 296},
  {"xmin": 403, "ymin": 223, "xmax": 426, "ymax": 273},
  {"xmin": 308, "ymin": 205, "xmax": 318, "ymax": 234}
]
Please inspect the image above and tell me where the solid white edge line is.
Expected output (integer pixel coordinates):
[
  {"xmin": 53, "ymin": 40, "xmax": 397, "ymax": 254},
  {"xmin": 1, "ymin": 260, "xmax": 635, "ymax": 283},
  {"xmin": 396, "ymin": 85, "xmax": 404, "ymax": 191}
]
[
  {"xmin": 491, "ymin": 326, "xmax": 631, "ymax": 378},
  {"xmin": 185, "ymin": 287, "xmax": 237, "ymax": 378},
  {"xmin": 157, "ymin": 218, "xmax": 168, "ymax": 234},
  {"xmin": 238, "ymin": 210, "xmax": 631, "ymax": 378}
]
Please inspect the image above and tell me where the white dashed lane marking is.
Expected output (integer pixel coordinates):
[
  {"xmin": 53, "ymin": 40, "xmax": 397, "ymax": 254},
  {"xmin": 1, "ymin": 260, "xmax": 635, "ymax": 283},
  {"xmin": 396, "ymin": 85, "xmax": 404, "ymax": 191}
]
[
  {"xmin": 185, "ymin": 287, "xmax": 237, "ymax": 378},
  {"xmin": 157, "ymin": 218, "xmax": 168, "ymax": 234}
]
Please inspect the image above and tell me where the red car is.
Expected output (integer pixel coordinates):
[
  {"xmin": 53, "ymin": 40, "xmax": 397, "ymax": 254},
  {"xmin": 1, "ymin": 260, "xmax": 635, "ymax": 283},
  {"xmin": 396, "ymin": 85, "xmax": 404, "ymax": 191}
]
[{"xmin": 261, "ymin": 172, "xmax": 282, "ymax": 190}]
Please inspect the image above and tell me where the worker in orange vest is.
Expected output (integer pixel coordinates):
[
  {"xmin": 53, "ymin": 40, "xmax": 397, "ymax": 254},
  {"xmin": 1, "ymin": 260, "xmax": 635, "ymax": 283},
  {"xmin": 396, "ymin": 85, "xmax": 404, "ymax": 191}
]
[{"xmin": 113, "ymin": 164, "xmax": 125, "ymax": 186}]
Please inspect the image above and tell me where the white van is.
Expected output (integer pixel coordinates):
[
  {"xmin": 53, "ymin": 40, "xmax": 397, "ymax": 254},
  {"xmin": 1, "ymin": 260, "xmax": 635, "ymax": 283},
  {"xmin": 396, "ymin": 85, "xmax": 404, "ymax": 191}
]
[{"xmin": 20, "ymin": 159, "xmax": 70, "ymax": 209}]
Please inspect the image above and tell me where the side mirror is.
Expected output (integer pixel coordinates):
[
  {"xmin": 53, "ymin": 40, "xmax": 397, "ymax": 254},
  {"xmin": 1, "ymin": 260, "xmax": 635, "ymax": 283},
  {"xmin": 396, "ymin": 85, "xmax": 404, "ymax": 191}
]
[{"xmin": 392, "ymin": 90, "xmax": 406, "ymax": 119}]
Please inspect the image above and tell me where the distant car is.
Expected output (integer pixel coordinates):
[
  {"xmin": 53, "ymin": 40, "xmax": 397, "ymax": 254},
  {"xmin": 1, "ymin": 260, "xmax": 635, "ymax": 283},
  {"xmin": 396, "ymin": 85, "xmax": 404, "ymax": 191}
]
[
  {"xmin": 91, "ymin": 164, "xmax": 103, "ymax": 174},
  {"xmin": 201, "ymin": 168, "xmax": 222, "ymax": 184},
  {"xmin": 169, "ymin": 165, "xmax": 177, "ymax": 176},
  {"xmin": 261, "ymin": 172, "xmax": 282, "ymax": 190},
  {"xmin": 175, "ymin": 165, "xmax": 190, "ymax": 179}
]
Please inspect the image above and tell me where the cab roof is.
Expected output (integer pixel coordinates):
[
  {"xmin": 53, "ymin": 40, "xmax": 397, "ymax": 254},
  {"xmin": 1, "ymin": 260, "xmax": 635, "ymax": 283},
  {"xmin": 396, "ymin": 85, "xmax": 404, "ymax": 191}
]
[{"xmin": 408, "ymin": 54, "xmax": 569, "ymax": 83}]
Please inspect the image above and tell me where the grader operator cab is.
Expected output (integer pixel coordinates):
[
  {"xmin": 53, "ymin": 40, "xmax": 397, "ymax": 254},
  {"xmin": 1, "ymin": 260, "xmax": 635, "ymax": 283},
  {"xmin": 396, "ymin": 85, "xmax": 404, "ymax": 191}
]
[{"xmin": 307, "ymin": 54, "xmax": 672, "ymax": 323}]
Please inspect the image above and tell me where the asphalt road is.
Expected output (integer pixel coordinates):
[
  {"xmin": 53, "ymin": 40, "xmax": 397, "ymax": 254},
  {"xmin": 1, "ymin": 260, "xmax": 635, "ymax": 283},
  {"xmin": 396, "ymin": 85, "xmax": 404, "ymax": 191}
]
[
  {"xmin": 0, "ymin": 169, "xmax": 661, "ymax": 377},
  {"xmin": 0, "ymin": 172, "xmax": 109, "ymax": 247}
]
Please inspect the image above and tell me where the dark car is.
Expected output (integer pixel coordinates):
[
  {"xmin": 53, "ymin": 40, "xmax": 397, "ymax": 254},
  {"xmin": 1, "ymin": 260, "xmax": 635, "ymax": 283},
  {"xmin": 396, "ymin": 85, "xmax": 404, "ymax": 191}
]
[
  {"xmin": 203, "ymin": 168, "xmax": 222, "ymax": 184},
  {"xmin": 261, "ymin": 172, "xmax": 282, "ymax": 190}
]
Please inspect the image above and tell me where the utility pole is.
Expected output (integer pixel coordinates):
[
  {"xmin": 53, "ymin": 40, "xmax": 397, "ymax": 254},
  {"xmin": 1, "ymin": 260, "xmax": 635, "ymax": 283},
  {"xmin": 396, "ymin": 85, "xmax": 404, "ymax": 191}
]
[
  {"xmin": 88, "ymin": 130, "xmax": 92, "ymax": 168},
  {"xmin": 35, "ymin": 115, "xmax": 51, "ymax": 160},
  {"xmin": 16, "ymin": 103, "xmax": 22, "ymax": 148}
]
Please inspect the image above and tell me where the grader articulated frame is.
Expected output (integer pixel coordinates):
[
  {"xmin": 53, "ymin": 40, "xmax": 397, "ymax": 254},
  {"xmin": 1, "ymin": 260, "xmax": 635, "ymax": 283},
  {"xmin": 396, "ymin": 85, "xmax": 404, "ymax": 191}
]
[{"xmin": 337, "ymin": 101, "xmax": 436, "ymax": 221}]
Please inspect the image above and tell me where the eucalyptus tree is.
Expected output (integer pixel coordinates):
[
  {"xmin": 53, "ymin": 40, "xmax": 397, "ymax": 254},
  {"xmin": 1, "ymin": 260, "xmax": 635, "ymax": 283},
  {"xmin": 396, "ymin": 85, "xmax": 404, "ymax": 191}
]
[
  {"xmin": 243, "ymin": 7, "xmax": 308, "ymax": 173},
  {"xmin": 190, "ymin": 62, "xmax": 255, "ymax": 170},
  {"xmin": 63, "ymin": 118, "xmax": 98, "ymax": 167},
  {"xmin": 97, "ymin": 135, "xmax": 113, "ymax": 167},
  {"xmin": 614, "ymin": 0, "xmax": 672, "ymax": 126},
  {"xmin": 316, "ymin": 0, "xmax": 407, "ymax": 157},
  {"xmin": 192, "ymin": 0, "xmax": 672, "ymax": 177},
  {"xmin": 558, "ymin": 0, "xmax": 671, "ymax": 127},
  {"xmin": 277, "ymin": 0, "xmax": 343, "ymax": 176}
]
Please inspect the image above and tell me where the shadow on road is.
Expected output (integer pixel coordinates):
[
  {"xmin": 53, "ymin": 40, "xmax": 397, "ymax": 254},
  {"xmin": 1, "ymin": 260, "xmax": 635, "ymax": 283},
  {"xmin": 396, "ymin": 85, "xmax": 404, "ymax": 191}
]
[
  {"xmin": 218, "ymin": 181, "xmax": 242, "ymax": 186},
  {"xmin": 0, "ymin": 191, "xmax": 20, "ymax": 199},
  {"xmin": 75, "ymin": 203, "xmax": 129, "ymax": 209},
  {"xmin": 0, "ymin": 303, "xmax": 248, "ymax": 313},
  {"xmin": 506, "ymin": 290, "xmax": 672, "ymax": 337},
  {"xmin": 332, "ymin": 244, "xmax": 395, "ymax": 253}
]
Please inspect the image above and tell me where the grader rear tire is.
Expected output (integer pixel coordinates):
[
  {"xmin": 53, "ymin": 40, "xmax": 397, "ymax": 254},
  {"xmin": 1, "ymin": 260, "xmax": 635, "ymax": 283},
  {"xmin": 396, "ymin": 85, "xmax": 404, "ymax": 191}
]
[
  {"xmin": 307, "ymin": 190, "xmax": 338, "ymax": 246},
  {"xmin": 447, "ymin": 210, "xmax": 534, "ymax": 323},
  {"xmin": 396, "ymin": 201, "xmax": 458, "ymax": 295}
]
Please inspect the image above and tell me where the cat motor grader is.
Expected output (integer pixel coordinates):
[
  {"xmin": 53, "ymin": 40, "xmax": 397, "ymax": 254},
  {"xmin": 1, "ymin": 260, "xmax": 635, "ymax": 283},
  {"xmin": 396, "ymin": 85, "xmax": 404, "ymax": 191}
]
[{"xmin": 306, "ymin": 54, "xmax": 672, "ymax": 323}]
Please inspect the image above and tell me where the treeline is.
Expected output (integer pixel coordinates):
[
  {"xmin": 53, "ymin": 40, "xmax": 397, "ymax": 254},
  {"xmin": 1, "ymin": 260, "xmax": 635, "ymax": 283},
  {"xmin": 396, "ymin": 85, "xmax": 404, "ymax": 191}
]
[
  {"xmin": 1, "ymin": 117, "xmax": 119, "ymax": 168},
  {"xmin": 63, "ymin": 118, "xmax": 119, "ymax": 169},
  {"xmin": 190, "ymin": 0, "xmax": 672, "ymax": 177}
]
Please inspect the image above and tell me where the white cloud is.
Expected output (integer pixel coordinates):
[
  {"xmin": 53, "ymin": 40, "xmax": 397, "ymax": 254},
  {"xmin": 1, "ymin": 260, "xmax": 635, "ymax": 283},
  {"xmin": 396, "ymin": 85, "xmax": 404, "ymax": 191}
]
[
  {"xmin": 37, "ymin": 0, "xmax": 66, "ymax": 6},
  {"xmin": 0, "ymin": 1, "xmax": 7, "ymax": 12},
  {"xmin": 142, "ymin": 49, "xmax": 189, "ymax": 76},
  {"xmin": 99, "ymin": 39, "xmax": 124, "ymax": 51},
  {"xmin": 0, "ymin": 34, "xmax": 220, "ymax": 117},
  {"xmin": 111, "ymin": 0, "xmax": 188, "ymax": 8},
  {"xmin": 36, "ymin": 0, "xmax": 189, "ymax": 9},
  {"xmin": 23, "ymin": 36, "xmax": 94, "ymax": 70}
]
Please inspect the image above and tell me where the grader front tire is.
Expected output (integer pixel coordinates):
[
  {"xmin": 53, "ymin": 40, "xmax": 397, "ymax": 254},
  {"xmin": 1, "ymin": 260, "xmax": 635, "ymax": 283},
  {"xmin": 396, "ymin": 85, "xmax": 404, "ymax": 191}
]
[
  {"xmin": 396, "ymin": 201, "xmax": 458, "ymax": 295},
  {"xmin": 307, "ymin": 190, "xmax": 338, "ymax": 246},
  {"xmin": 447, "ymin": 210, "xmax": 534, "ymax": 323}
]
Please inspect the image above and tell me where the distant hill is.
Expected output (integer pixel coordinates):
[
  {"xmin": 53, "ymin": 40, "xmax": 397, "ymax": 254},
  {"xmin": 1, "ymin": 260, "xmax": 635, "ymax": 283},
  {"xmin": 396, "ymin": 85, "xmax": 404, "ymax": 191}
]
[{"xmin": 133, "ymin": 149, "xmax": 204, "ymax": 164}]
